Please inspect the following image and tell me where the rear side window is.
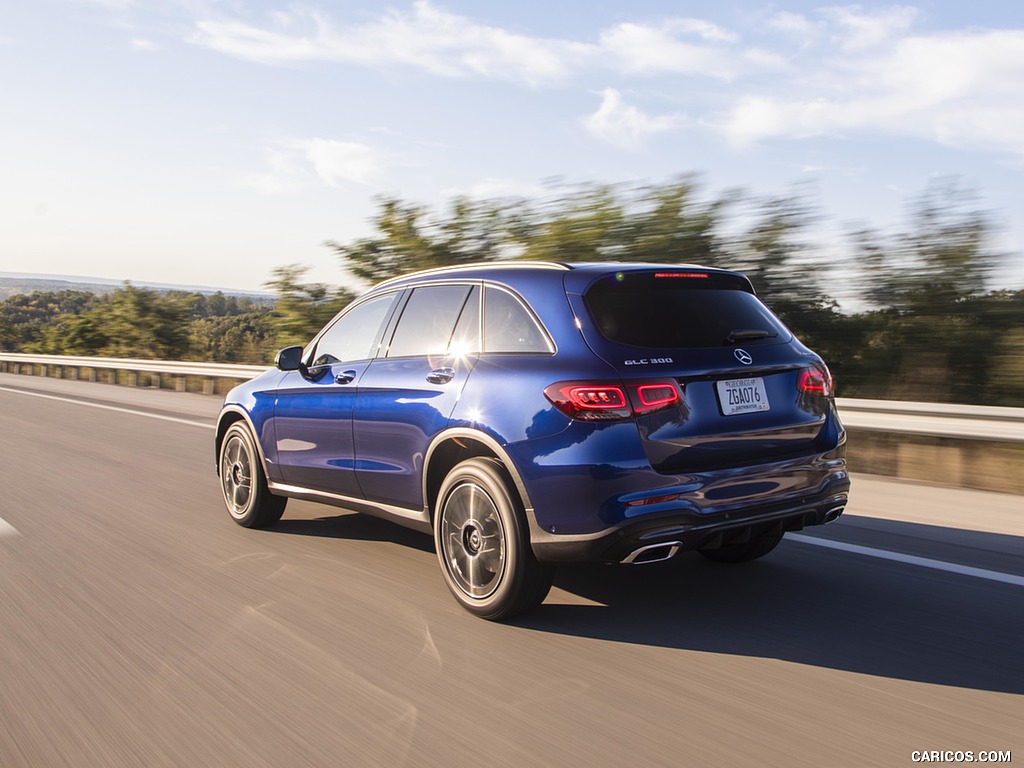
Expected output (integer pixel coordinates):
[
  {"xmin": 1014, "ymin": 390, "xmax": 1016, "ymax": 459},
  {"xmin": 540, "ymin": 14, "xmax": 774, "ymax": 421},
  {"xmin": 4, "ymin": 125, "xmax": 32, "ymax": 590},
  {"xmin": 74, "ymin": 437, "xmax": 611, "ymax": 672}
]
[
  {"xmin": 483, "ymin": 286, "xmax": 552, "ymax": 354},
  {"xmin": 387, "ymin": 284, "xmax": 473, "ymax": 358},
  {"xmin": 584, "ymin": 271, "xmax": 790, "ymax": 349}
]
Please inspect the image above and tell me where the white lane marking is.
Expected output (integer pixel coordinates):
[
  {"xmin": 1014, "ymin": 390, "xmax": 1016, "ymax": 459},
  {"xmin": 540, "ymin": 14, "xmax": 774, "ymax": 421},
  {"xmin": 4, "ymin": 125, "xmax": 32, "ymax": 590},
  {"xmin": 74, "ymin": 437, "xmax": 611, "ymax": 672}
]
[
  {"xmin": 0, "ymin": 517, "xmax": 19, "ymax": 538},
  {"xmin": 789, "ymin": 533, "xmax": 1024, "ymax": 588},
  {"xmin": 0, "ymin": 386, "xmax": 214, "ymax": 430}
]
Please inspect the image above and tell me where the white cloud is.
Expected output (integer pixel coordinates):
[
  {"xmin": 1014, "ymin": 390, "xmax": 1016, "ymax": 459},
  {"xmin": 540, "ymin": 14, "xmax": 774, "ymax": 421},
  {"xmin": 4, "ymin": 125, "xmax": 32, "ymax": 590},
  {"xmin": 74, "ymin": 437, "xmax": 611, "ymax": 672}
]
[
  {"xmin": 130, "ymin": 38, "xmax": 157, "ymax": 52},
  {"xmin": 191, "ymin": 2, "xmax": 755, "ymax": 84},
  {"xmin": 192, "ymin": 1, "xmax": 595, "ymax": 86},
  {"xmin": 823, "ymin": 5, "xmax": 918, "ymax": 51},
  {"xmin": 583, "ymin": 88, "xmax": 683, "ymax": 149},
  {"xmin": 75, "ymin": 0, "xmax": 135, "ymax": 8},
  {"xmin": 767, "ymin": 11, "xmax": 822, "ymax": 39},
  {"xmin": 240, "ymin": 139, "xmax": 385, "ymax": 194},
  {"xmin": 191, "ymin": 3, "xmax": 1024, "ymax": 160},
  {"xmin": 599, "ymin": 21, "xmax": 738, "ymax": 78},
  {"xmin": 297, "ymin": 139, "xmax": 381, "ymax": 186},
  {"xmin": 240, "ymin": 147, "xmax": 309, "ymax": 195},
  {"xmin": 723, "ymin": 28, "xmax": 1024, "ymax": 157}
]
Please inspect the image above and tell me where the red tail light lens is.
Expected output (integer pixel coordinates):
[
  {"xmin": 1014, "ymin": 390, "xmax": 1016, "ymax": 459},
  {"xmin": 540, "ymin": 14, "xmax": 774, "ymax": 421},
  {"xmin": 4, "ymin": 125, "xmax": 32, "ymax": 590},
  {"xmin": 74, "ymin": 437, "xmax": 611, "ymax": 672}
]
[
  {"xmin": 635, "ymin": 384, "xmax": 679, "ymax": 411},
  {"xmin": 544, "ymin": 383, "xmax": 630, "ymax": 421},
  {"xmin": 545, "ymin": 381, "xmax": 682, "ymax": 421},
  {"xmin": 798, "ymin": 365, "xmax": 833, "ymax": 397}
]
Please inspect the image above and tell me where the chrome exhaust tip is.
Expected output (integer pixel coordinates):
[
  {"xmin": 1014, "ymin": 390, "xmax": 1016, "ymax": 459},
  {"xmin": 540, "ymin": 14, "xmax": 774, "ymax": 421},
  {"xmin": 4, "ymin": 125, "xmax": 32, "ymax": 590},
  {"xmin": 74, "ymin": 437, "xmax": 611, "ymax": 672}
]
[
  {"xmin": 822, "ymin": 506, "xmax": 845, "ymax": 524},
  {"xmin": 621, "ymin": 541, "xmax": 682, "ymax": 565}
]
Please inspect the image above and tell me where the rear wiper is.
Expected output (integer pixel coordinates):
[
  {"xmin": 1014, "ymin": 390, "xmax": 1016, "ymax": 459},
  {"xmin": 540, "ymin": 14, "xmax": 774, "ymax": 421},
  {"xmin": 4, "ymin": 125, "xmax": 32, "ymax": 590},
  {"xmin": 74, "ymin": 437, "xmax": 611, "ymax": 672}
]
[{"xmin": 725, "ymin": 329, "xmax": 777, "ymax": 344}]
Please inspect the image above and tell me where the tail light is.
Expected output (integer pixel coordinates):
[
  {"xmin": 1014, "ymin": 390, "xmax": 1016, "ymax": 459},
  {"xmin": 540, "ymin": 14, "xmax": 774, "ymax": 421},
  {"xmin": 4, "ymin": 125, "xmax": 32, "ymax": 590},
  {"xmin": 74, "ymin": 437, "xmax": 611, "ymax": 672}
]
[
  {"xmin": 798, "ymin": 365, "xmax": 833, "ymax": 397},
  {"xmin": 545, "ymin": 380, "xmax": 682, "ymax": 421}
]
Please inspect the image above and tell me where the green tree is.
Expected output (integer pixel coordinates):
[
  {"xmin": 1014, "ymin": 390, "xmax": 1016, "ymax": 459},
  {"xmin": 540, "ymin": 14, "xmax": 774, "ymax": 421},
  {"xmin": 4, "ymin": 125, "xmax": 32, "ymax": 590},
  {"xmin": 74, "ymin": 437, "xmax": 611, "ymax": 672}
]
[
  {"xmin": 515, "ymin": 183, "xmax": 631, "ymax": 262},
  {"xmin": 188, "ymin": 311, "xmax": 277, "ymax": 364},
  {"xmin": 850, "ymin": 178, "xmax": 1000, "ymax": 314},
  {"xmin": 85, "ymin": 284, "xmax": 191, "ymax": 359},
  {"xmin": 264, "ymin": 265, "xmax": 355, "ymax": 348},
  {"xmin": 326, "ymin": 196, "xmax": 509, "ymax": 284},
  {"xmin": 0, "ymin": 290, "xmax": 96, "ymax": 351},
  {"xmin": 619, "ymin": 178, "xmax": 729, "ymax": 266},
  {"xmin": 844, "ymin": 180, "xmax": 1008, "ymax": 402},
  {"xmin": 726, "ymin": 185, "xmax": 827, "ymax": 314}
]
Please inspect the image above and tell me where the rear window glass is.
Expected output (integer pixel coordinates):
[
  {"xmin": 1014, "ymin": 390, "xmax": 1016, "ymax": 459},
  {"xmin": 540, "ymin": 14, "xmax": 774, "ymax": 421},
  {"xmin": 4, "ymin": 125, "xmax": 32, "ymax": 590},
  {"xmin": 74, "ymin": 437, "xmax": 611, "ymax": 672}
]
[{"xmin": 584, "ymin": 272, "xmax": 790, "ymax": 349}]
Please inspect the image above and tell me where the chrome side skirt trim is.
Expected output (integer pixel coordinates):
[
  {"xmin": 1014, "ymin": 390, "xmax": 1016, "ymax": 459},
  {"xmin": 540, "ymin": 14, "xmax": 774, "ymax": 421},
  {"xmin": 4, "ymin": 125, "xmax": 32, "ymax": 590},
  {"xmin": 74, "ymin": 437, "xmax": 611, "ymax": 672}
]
[{"xmin": 267, "ymin": 481, "xmax": 432, "ymax": 534}]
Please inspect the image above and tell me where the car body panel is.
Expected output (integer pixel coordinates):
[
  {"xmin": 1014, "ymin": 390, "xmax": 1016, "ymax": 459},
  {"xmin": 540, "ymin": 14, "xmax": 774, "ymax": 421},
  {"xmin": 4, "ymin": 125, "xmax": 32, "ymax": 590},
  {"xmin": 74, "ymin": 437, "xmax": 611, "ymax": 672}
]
[
  {"xmin": 354, "ymin": 353, "xmax": 476, "ymax": 508},
  {"xmin": 271, "ymin": 360, "xmax": 373, "ymax": 495}
]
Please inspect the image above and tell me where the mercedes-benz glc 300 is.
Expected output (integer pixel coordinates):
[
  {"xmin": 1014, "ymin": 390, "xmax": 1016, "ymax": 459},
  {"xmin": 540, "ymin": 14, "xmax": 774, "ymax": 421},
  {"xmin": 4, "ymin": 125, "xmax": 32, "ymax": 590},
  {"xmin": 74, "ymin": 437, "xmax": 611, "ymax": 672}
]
[{"xmin": 216, "ymin": 263, "xmax": 849, "ymax": 619}]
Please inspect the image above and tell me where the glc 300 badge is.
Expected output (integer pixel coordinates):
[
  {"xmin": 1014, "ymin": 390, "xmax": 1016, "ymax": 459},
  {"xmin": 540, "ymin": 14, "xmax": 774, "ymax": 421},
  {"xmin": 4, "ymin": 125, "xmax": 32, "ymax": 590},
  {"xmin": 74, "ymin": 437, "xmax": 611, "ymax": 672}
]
[{"xmin": 624, "ymin": 357, "xmax": 674, "ymax": 366}]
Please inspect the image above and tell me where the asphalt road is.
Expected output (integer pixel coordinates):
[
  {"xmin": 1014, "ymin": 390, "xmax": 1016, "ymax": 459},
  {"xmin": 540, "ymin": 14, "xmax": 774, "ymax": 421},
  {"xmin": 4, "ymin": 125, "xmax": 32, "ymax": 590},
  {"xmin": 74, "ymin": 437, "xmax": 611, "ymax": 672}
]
[{"xmin": 1, "ymin": 372, "xmax": 1021, "ymax": 767}]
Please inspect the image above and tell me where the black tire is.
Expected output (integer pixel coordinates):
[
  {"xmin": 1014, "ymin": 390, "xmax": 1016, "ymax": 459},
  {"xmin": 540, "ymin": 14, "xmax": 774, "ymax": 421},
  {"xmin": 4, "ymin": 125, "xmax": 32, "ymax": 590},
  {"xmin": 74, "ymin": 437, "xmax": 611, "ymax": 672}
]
[
  {"xmin": 698, "ymin": 531, "xmax": 784, "ymax": 563},
  {"xmin": 219, "ymin": 422, "xmax": 286, "ymax": 529},
  {"xmin": 434, "ymin": 457, "xmax": 553, "ymax": 621}
]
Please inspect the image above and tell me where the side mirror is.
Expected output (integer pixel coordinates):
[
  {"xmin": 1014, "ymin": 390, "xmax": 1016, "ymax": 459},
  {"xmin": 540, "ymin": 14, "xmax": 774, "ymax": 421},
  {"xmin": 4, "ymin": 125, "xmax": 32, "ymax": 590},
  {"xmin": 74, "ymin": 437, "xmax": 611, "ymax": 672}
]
[{"xmin": 274, "ymin": 345, "xmax": 304, "ymax": 371}]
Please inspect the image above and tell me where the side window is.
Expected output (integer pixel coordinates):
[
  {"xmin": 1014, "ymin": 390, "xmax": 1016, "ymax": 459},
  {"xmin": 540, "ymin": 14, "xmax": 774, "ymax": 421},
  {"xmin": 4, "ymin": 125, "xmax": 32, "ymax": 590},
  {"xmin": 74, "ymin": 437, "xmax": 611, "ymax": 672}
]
[
  {"xmin": 447, "ymin": 285, "xmax": 480, "ymax": 355},
  {"xmin": 387, "ymin": 285, "xmax": 472, "ymax": 358},
  {"xmin": 483, "ymin": 286, "xmax": 551, "ymax": 354},
  {"xmin": 311, "ymin": 293, "xmax": 397, "ymax": 366}
]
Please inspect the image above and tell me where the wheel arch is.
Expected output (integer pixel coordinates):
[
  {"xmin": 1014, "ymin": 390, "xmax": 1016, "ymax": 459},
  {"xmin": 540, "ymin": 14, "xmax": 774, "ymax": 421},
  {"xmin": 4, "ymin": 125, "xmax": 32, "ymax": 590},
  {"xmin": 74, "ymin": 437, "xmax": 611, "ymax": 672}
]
[
  {"xmin": 423, "ymin": 428, "xmax": 535, "ymax": 525},
  {"xmin": 215, "ymin": 407, "xmax": 270, "ymax": 478}
]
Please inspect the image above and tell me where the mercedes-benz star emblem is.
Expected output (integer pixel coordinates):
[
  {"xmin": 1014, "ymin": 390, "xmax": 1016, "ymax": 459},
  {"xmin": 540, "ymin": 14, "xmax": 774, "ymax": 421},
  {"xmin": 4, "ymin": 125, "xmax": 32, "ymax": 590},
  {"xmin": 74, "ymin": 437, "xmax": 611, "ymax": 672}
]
[{"xmin": 734, "ymin": 348, "xmax": 753, "ymax": 365}]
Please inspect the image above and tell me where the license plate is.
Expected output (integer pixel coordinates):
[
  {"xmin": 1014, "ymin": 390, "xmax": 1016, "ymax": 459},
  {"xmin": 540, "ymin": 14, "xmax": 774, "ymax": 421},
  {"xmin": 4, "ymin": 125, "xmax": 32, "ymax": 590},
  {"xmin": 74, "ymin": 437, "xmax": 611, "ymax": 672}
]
[{"xmin": 716, "ymin": 377, "xmax": 770, "ymax": 415}]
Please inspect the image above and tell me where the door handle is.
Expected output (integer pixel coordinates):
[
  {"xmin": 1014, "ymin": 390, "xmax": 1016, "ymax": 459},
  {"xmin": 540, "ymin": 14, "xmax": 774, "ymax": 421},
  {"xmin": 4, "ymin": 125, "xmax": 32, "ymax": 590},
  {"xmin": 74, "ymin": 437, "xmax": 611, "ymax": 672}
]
[
  {"xmin": 335, "ymin": 370, "xmax": 357, "ymax": 384},
  {"xmin": 426, "ymin": 367, "xmax": 455, "ymax": 385}
]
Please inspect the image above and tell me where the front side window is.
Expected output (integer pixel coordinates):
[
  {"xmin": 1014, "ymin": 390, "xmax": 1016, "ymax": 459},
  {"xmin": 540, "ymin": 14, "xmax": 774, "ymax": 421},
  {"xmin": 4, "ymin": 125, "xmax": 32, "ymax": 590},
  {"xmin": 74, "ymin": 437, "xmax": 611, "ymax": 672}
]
[
  {"xmin": 387, "ymin": 285, "xmax": 473, "ymax": 358},
  {"xmin": 311, "ymin": 292, "xmax": 397, "ymax": 366},
  {"xmin": 483, "ymin": 287, "xmax": 552, "ymax": 354}
]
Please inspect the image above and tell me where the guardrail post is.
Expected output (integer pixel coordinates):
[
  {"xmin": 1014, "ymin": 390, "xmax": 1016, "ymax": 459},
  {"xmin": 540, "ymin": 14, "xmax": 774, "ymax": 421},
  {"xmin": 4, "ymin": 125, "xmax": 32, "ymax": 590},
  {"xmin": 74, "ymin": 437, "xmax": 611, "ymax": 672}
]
[
  {"xmin": 203, "ymin": 379, "xmax": 215, "ymax": 396},
  {"xmin": 175, "ymin": 377, "xmax": 186, "ymax": 393}
]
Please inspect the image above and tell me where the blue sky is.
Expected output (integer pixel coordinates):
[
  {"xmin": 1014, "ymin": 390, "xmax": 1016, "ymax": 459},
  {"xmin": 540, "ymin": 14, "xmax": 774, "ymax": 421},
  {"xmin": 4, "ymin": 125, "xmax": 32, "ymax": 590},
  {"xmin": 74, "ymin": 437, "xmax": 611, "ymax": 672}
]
[{"xmin": 3, "ymin": 0, "xmax": 1023, "ymax": 294}]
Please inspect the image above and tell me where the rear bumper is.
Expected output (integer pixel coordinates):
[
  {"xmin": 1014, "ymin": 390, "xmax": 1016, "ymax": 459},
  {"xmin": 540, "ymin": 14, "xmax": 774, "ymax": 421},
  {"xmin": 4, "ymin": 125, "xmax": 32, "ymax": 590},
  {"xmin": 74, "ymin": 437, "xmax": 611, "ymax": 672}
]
[{"xmin": 529, "ymin": 480, "xmax": 850, "ymax": 564}]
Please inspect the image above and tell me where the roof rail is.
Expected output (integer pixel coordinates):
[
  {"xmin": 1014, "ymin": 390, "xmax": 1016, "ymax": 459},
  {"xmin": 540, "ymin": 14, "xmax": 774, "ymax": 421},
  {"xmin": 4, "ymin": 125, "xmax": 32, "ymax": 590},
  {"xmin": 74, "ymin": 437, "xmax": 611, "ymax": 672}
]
[{"xmin": 374, "ymin": 260, "xmax": 571, "ymax": 288}]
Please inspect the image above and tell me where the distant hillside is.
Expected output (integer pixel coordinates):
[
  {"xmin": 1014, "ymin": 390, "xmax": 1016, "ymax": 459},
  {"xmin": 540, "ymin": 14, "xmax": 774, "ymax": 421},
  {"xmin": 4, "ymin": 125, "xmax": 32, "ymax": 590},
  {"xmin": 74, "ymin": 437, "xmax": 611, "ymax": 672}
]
[{"xmin": 0, "ymin": 272, "xmax": 275, "ymax": 303}]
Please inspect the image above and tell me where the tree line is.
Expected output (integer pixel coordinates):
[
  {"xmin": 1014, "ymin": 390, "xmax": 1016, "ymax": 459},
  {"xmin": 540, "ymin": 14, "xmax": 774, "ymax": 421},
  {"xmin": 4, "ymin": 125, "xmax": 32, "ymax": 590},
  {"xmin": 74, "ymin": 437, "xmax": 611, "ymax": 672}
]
[{"xmin": 2, "ymin": 175, "xmax": 1021, "ymax": 405}]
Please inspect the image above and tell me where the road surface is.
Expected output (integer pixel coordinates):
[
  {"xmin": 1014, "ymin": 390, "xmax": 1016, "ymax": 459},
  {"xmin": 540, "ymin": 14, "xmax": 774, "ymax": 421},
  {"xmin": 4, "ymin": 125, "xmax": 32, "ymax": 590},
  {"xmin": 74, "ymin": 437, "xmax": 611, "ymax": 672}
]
[{"xmin": 1, "ymin": 373, "xmax": 1021, "ymax": 767}]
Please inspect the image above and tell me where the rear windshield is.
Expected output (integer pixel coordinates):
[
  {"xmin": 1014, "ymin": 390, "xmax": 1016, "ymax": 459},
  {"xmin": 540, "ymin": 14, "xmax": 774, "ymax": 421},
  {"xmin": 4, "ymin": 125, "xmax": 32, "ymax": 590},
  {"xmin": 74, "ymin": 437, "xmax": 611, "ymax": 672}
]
[{"xmin": 584, "ymin": 271, "xmax": 791, "ymax": 349}]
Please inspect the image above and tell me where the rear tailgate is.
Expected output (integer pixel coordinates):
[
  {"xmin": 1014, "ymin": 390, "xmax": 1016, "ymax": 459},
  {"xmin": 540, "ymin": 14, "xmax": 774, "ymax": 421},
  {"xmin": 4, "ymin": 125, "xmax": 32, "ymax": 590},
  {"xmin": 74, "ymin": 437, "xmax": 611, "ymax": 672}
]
[{"xmin": 565, "ymin": 268, "xmax": 832, "ymax": 473}]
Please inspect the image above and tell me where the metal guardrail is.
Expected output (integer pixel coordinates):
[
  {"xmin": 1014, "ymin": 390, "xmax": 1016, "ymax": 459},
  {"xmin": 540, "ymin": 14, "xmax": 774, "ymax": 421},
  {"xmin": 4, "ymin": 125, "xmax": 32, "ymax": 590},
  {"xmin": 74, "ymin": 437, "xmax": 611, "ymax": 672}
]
[
  {"xmin": 1, "ymin": 352, "xmax": 1022, "ymax": 442},
  {"xmin": 0, "ymin": 352, "xmax": 264, "ymax": 394},
  {"xmin": 836, "ymin": 398, "xmax": 1024, "ymax": 443}
]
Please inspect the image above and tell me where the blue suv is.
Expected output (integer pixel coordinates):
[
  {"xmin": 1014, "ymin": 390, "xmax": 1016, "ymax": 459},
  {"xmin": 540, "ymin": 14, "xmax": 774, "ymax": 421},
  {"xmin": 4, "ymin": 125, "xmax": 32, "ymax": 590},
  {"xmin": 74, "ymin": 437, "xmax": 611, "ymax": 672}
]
[{"xmin": 216, "ymin": 262, "xmax": 849, "ymax": 619}]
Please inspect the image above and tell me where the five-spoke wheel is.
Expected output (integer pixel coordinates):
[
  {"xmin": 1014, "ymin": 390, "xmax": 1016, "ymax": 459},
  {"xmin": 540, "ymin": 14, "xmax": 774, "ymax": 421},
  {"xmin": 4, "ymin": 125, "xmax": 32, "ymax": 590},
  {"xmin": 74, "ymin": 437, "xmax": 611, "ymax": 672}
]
[
  {"xmin": 218, "ymin": 422, "xmax": 286, "ymax": 528},
  {"xmin": 435, "ymin": 458, "xmax": 552, "ymax": 620}
]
